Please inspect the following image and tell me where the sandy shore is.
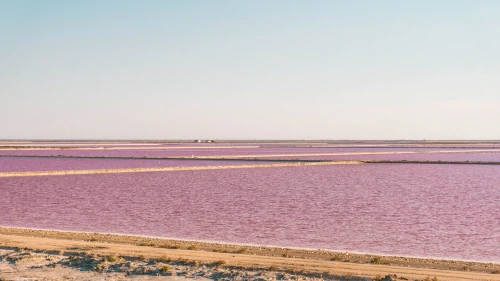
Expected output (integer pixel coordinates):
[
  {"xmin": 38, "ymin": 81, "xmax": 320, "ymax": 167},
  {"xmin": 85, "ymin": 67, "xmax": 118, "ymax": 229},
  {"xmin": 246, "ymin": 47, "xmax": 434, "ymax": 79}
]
[
  {"xmin": 0, "ymin": 161, "xmax": 361, "ymax": 178},
  {"xmin": 0, "ymin": 227, "xmax": 499, "ymax": 281}
]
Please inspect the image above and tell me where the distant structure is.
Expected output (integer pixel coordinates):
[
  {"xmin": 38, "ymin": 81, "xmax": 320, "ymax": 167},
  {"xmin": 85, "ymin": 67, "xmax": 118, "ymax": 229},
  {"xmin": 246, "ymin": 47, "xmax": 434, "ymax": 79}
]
[{"xmin": 194, "ymin": 140, "xmax": 215, "ymax": 143}]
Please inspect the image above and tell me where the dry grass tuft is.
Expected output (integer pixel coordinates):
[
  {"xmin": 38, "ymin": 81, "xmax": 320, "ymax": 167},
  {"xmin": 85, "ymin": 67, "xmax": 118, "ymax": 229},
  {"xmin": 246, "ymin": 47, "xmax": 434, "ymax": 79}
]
[
  {"xmin": 156, "ymin": 255, "xmax": 171, "ymax": 263},
  {"xmin": 160, "ymin": 265, "xmax": 171, "ymax": 272},
  {"xmin": 213, "ymin": 260, "xmax": 226, "ymax": 266}
]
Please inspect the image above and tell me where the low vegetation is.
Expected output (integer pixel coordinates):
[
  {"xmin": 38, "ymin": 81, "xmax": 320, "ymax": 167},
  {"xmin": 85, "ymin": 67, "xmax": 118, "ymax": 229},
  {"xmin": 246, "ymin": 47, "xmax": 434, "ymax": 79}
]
[
  {"xmin": 105, "ymin": 255, "xmax": 119, "ymax": 262},
  {"xmin": 213, "ymin": 259, "xmax": 226, "ymax": 266},
  {"xmin": 159, "ymin": 265, "xmax": 171, "ymax": 272},
  {"xmin": 156, "ymin": 255, "xmax": 171, "ymax": 263},
  {"xmin": 330, "ymin": 255, "xmax": 342, "ymax": 261},
  {"xmin": 161, "ymin": 243, "xmax": 180, "ymax": 249},
  {"xmin": 235, "ymin": 247, "xmax": 247, "ymax": 253}
]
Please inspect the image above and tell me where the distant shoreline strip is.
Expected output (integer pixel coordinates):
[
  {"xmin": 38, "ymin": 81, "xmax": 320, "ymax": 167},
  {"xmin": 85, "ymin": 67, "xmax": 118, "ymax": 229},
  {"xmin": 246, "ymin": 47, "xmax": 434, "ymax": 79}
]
[{"xmin": 0, "ymin": 161, "xmax": 362, "ymax": 178}]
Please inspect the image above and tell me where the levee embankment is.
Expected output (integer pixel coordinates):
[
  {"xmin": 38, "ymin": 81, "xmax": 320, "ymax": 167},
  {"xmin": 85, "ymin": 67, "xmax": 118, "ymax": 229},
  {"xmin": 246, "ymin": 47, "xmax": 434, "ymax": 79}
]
[{"xmin": 0, "ymin": 161, "xmax": 361, "ymax": 177}]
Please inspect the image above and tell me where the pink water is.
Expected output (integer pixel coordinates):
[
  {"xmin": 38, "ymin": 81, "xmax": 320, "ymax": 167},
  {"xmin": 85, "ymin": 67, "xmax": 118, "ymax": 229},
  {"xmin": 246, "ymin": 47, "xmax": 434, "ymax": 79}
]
[
  {"xmin": 1, "ymin": 164, "xmax": 499, "ymax": 262},
  {"xmin": 0, "ymin": 157, "xmax": 274, "ymax": 172}
]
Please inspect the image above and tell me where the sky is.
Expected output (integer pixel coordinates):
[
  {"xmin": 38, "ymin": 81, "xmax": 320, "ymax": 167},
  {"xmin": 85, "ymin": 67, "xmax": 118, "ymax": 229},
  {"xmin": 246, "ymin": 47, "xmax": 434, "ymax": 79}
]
[{"xmin": 1, "ymin": 0, "xmax": 499, "ymax": 140}]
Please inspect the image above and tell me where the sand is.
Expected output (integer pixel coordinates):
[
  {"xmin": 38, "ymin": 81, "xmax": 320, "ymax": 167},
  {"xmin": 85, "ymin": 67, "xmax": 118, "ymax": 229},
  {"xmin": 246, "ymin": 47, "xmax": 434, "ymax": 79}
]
[
  {"xmin": 0, "ymin": 145, "xmax": 258, "ymax": 150},
  {"xmin": 0, "ymin": 161, "xmax": 361, "ymax": 178},
  {"xmin": 0, "ymin": 227, "xmax": 499, "ymax": 281}
]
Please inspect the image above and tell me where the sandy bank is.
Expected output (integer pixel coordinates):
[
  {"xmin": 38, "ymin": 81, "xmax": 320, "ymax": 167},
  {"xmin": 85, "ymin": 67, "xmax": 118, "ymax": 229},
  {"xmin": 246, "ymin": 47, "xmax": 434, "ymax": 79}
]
[
  {"xmin": 0, "ymin": 161, "xmax": 361, "ymax": 177},
  {"xmin": 0, "ymin": 145, "xmax": 259, "ymax": 150},
  {"xmin": 0, "ymin": 227, "xmax": 499, "ymax": 281}
]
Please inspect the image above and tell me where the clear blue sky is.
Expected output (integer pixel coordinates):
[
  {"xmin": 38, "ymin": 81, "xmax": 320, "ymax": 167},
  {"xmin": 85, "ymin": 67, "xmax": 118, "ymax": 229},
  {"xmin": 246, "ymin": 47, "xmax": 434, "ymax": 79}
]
[{"xmin": 1, "ymin": 0, "xmax": 499, "ymax": 140}]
